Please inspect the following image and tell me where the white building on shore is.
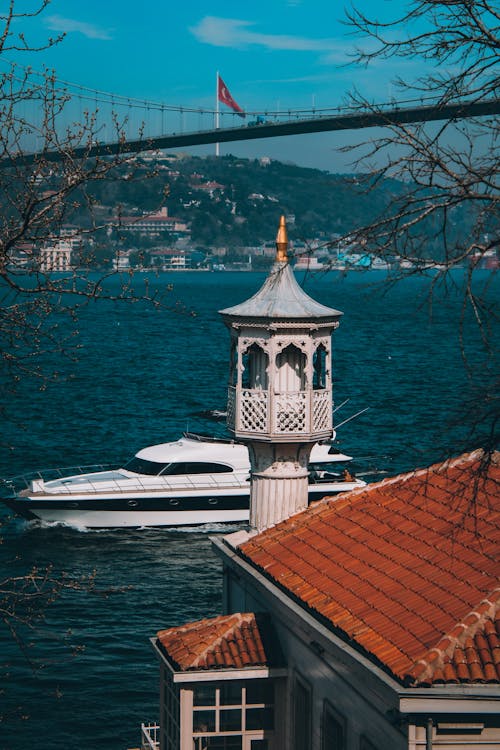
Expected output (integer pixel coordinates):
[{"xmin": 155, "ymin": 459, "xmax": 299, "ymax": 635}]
[{"xmin": 39, "ymin": 238, "xmax": 72, "ymax": 272}]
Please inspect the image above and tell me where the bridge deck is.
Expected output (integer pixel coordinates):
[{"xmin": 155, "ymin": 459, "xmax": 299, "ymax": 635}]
[{"xmin": 5, "ymin": 98, "xmax": 500, "ymax": 167}]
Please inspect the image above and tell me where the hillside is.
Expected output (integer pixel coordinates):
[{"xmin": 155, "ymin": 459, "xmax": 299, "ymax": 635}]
[{"xmin": 88, "ymin": 153, "xmax": 402, "ymax": 248}]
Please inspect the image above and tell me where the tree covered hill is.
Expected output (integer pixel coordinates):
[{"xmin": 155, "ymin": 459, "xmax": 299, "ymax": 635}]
[{"xmin": 90, "ymin": 154, "xmax": 403, "ymax": 248}]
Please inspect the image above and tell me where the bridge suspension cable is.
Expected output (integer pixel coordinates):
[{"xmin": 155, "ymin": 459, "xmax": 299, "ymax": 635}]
[
  {"xmin": 1, "ymin": 58, "xmax": 499, "ymax": 165},
  {"xmin": 3, "ymin": 57, "xmax": 483, "ymax": 119}
]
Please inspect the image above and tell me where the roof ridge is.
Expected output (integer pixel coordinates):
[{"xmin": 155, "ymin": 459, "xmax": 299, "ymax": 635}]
[
  {"xmin": 188, "ymin": 612, "xmax": 255, "ymax": 669},
  {"xmin": 407, "ymin": 587, "xmax": 500, "ymax": 685},
  {"xmin": 348, "ymin": 448, "xmax": 495, "ymax": 497}
]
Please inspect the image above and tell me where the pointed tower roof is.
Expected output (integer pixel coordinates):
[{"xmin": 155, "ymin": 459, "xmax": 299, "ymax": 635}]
[{"xmin": 220, "ymin": 216, "xmax": 342, "ymax": 323}]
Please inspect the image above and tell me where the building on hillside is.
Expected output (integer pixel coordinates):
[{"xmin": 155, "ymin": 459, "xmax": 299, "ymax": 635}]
[
  {"xmin": 39, "ymin": 238, "xmax": 73, "ymax": 271},
  {"xmin": 116, "ymin": 208, "xmax": 190, "ymax": 240},
  {"xmin": 470, "ymin": 248, "xmax": 499, "ymax": 270},
  {"xmin": 194, "ymin": 180, "xmax": 226, "ymax": 197},
  {"xmin": 293, "ymin": 254, "xmax": 325, "ymax": 271},
  {"xmin": 8, "ymin": 242, "xmax": 35, "ymax": 269},
  {"xmin": 147, "ymin": 450, "xmax": 500, "ymax": 750},
  {"xmin": 60, "ymin": 226, "xmax": 89, "ymax": 250},
  {"xmin": 150, "ymin": 249, "xmax": 191, "ymax": 270},
  {"xmin": 138, "ymin": 150, "xmax": 179, "ymax": 165},
  {"xmin": 112, "ymin": 249, "xmax": 132, "ymax": 271}
]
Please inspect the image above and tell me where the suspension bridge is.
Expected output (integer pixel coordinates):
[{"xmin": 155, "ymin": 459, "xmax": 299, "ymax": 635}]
[{"xmin": 4, "ymin": 63, "xmax": 500, "ymax": 166}]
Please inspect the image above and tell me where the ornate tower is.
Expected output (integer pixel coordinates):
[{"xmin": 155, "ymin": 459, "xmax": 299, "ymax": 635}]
[{"xmin": 220, "ymin": 216, "xmax": 343, "ymax": 531}]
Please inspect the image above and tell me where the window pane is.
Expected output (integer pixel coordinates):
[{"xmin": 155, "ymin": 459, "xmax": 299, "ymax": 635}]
[
  {"xmin": 245, "ymin": 680, "xmax": 274, "ymax": 705},
  {"xmin": 220, "ymin": 681, "xmax": 243, "ymax": 705},
  {"xmin": 220, "ymin": 708, "xmax": 241, "ymax": 731},
  {"xmin": 246, "ymin": 707, "xmax": 274, "ymax": 731},
  {"xmin": 322, "ymin": 706, "xmax": 344, "ymax": 749},
  {"xmin": 251, "ymin": 742, "xmax": 268, "ymax": 750},
  {"xmin": 199, "ymin": 739, "xmax": 242, "ymax": 750},
  {"xmin": 123, "ymin": 456, "xmax": 169, "ymax": 475},
  {"xmin": 193, "ymin": 684, "xmax": 216, "ymax": 707},
  {"xmin": 167, "ymin": 462, "xmax": 233, "ymax": 475},
  {"xmin": 294, "ymin": 679, "xmax": 311, "ymax": 750},
  {"xmin": 193, "ymin": 710, "xmax": 216, "ymax": 733}
]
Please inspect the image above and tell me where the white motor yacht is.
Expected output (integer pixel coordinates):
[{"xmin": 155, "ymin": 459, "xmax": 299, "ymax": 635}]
[{"xmin": 0, "ymin": 433, "xmax": 366, "ymax": 529}]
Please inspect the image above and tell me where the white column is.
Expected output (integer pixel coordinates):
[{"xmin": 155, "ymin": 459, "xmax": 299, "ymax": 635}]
[{"xmin": 248, "ymin": 443, "xmax": 313, "ymax": 531}]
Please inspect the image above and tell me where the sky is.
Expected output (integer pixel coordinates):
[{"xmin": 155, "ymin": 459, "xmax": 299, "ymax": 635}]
[{"xmin": 8, "ymin": 0, "xmax": 423, "ymax": 171}]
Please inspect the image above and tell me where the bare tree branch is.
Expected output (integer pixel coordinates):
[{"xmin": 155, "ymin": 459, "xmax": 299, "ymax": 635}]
[{"xmin": 336, "ymin": 0, "xmax": 499, "ymax": 449}]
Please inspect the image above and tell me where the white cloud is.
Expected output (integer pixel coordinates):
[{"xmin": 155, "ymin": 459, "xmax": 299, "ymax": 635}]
[
  {"xmin": 190, "ymin": 16, "xmax": 346, "ymax": 55},
  {"xmin": 250, "ymin": 74, "xmax": 335, "ymax": 85},
  {"xmin": 45, "ymin": 15, "xmax": 113, "ymax": 41}
]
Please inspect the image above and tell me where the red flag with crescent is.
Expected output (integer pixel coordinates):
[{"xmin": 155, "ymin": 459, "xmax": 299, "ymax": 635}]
[{"xmin": 217, "ymin": 75, "xmax": 245, "ymax": 118}]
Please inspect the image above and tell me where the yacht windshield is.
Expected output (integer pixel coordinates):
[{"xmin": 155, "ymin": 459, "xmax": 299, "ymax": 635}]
[{"xmin": 123, "ymin": 457, "xmax": 170, "ymax": 476}]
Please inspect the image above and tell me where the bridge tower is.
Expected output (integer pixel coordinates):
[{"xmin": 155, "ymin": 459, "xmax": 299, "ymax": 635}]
[{"xmin": 220, "ymin": 216, "xmax": 343, "ymax": 531}]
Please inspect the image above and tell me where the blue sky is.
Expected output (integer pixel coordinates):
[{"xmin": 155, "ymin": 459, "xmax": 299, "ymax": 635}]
[{"xmin": 9, "ymin": 0, "xmax": 419, "ymax": 170}]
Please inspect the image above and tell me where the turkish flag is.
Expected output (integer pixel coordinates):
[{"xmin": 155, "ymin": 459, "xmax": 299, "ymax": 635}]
[{"xmin": 217, "ymin": 75, "xmax": 245, "ymax": 118}]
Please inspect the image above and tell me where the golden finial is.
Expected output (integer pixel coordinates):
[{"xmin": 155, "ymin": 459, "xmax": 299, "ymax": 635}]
[{"xmin": 275, "ymin": 215, "xmax": 288, "ymax": 262}]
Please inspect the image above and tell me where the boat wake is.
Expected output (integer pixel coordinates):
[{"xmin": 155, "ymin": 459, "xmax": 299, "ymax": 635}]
[
  {"xmin": 160, "ymin": 522, "xmax": 247, "ymax": 534},
  {"xmin": 23, "ymin": 517, "xmax": 247, "ymax": 535},
  {"xmin": 25, "ymin": 518, "xmax": 111, "ymax": 533}
]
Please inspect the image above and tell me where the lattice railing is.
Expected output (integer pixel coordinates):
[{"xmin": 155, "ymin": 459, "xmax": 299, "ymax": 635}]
[
  {"xmin": 229, "ymin": 387, "xmax": 333, "ymax": 436},
  {"xmin": 312, "ymin": 390, "xmax": 331, "ymax": 432},
  {"xmin": 240, "ymin": 389, "xmax": 269, "ymax": 433},
  {"xmin": 273, "ymin": 391, "xmax": 308, "ymax": 433},
  {"xmin": 227, "ymin": 386, "xmax": 236, "ymax": 429}
]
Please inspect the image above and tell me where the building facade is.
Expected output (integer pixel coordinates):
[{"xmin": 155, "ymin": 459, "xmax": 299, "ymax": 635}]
[
  {"xmin": 117, "ymin": 207, "xmax": 190, "ymax": 240},
  {"xmin": 39, "ymin": 238, "xmax": 73, "ymax": 271},
  {"xmin": 149, "ymin": 451, "xmax": 500, "ymax": 750}
]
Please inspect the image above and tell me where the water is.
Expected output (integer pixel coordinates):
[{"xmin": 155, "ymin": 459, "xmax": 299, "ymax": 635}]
[{"xmin": 0, "ymin": 270, "xmax": 497, "ymax": 749}]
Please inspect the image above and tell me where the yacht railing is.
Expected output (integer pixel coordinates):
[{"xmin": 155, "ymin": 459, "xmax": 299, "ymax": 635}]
[
  {"xmin": 0, "ymin": 465, "xmax": 250, "ymax": 497},
  {"xmin": 141, "ymin": 722, "xmax": 160, "ymax": 750},
  {"xmin": 0, "ymin": 464, "xmax": 116, "ymax": 496}
]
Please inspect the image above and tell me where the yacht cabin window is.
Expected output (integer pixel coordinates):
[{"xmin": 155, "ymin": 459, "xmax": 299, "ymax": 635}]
[
  {"xmin": 162, "ymin": 462, "xmax": 234, "ymax": 475},
  {"xmin": 123, "ymin": 457, "xmax": 171, "ymax": 475},
  {"xmin": 123, "ymin": 458, "xmax": 233, "ymax": 476}
]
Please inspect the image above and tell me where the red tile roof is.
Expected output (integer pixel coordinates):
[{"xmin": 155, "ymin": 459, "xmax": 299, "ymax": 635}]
[
  {"xmin": 238, "ymin": 450, "xmax": 500, "ymax": 686},
  {"xmin": 157, "ymin": 613, "xmax": 269, "ymax": 671}
]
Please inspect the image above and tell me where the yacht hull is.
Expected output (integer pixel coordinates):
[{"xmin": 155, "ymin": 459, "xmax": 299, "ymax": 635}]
[{"xmin": 3, "ymin": 484, "xmax": 357, "ymax": 528}]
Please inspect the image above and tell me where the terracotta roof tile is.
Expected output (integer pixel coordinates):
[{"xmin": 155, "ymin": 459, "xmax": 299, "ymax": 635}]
[
  {"xmin": 409, "ymin": 591, "xmax": 500, "ymax": 685},
  {"xmin": 156, "ymin": 613, "xmax": 277, "ymax": 672},
  {"xmin": 238, "ymin": 450, "xmax": 500, "ymax": 685}
]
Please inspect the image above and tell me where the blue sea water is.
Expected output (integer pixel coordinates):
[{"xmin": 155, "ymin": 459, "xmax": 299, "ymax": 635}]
[{"xmin": 0, "ymin": 269, "xmax": 497, "ymax": 749}]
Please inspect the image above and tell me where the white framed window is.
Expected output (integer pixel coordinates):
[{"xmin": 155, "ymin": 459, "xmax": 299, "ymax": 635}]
[{"xmin": 192, "ymin": 679, "xmax": 274, "ymax": 749}]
